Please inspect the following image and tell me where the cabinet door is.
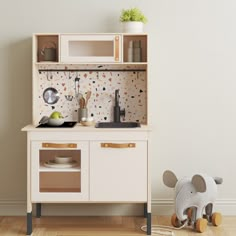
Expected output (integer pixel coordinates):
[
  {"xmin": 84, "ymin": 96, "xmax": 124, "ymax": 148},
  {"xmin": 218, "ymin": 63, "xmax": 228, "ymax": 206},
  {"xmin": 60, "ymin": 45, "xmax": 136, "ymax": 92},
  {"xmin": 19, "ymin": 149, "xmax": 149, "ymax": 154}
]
[
  {"xmin": 60, "ymin": 34, "xmax": 121, "ymax": 63},
  {"xmin": 31, "ymin": 141, "xmax": 89, "ymax": 202},
  {"xmin": 90, "ymin": 141, "xmax": 147, "ymax": 201}
]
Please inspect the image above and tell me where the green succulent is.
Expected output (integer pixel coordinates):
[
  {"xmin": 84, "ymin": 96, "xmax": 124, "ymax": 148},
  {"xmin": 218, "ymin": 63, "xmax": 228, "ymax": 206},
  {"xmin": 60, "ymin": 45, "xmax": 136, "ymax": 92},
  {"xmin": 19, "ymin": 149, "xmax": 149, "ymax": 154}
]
[{"xmin": 120, "ymin": 8, "xmax": 147, "ymax": 24}]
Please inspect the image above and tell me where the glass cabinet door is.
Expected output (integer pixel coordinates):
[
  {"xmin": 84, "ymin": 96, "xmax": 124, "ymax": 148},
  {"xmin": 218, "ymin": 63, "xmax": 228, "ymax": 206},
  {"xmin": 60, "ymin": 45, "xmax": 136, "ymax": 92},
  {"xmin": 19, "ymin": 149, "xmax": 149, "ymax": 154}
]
[
  {"xmin": 60, "ymin": 34, "xmax": 121, "ymax": 63},
  {"xmin": 31, "ymin": 142, "xmax": 89, "ymax": 202}
]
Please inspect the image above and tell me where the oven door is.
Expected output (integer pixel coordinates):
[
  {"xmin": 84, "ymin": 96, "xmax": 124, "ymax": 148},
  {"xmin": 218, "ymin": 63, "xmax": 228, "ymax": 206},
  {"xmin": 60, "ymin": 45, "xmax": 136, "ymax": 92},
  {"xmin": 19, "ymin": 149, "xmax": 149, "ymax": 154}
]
[
  {"xmin": 60, "ymin": 34, "xmax": 121, "ymax": 63},
  {"xmin": 31, "ymin": 141, "xmax": 89, "ymax": 202}
]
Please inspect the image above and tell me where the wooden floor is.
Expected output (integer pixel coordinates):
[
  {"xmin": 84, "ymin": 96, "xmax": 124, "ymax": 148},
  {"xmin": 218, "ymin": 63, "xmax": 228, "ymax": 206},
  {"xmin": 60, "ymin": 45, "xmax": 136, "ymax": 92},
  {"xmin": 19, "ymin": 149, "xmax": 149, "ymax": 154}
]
[{"xmin": 0, "ymin": 215, "xmax": 235, "ymax": 236}]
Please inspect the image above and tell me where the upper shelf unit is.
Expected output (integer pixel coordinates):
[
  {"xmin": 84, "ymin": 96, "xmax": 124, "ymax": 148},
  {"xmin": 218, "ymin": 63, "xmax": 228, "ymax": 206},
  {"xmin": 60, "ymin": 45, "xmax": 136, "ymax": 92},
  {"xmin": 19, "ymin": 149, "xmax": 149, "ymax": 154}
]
[{"xmin": 33, "ymin": 33, "xmax": 148, "ymax": 64}]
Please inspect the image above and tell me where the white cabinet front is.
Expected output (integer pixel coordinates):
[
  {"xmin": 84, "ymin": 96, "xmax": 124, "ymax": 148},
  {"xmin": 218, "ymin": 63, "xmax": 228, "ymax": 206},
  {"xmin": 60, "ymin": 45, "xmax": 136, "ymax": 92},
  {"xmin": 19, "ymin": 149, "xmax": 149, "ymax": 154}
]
[
  {"xmin": 90, "ymin": 141, "xmax": 147, "ymax": 202},
  {"xmin": 60, "ymin": 34, "xmax": 121, "ymax": 63},
  {"xmin": 31, "ymin": 141, "xmax": 89, "ymax": 202}
]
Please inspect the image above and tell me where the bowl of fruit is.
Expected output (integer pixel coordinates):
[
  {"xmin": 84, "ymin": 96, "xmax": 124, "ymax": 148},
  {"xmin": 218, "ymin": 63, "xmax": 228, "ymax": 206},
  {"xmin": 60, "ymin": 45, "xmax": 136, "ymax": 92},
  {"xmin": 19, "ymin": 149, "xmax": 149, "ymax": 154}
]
[{"xmin": 47, "ymin": 111, "xmax": 64, "ymax": 126}]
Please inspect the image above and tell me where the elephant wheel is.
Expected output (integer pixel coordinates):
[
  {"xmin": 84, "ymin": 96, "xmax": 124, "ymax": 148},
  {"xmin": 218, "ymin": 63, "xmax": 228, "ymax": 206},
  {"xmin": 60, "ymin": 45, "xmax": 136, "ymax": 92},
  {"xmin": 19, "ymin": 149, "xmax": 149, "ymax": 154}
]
[
  {"xmin": 212, "ymin": 212, "xmax": 222, "ymax": 226},
  {"xmin": 195, "ymin": 218, "xmax": 208, "ymax": 233},
  {"xmin": 171, "ymin": 214, "xmax": 183, "ymax": 228}
]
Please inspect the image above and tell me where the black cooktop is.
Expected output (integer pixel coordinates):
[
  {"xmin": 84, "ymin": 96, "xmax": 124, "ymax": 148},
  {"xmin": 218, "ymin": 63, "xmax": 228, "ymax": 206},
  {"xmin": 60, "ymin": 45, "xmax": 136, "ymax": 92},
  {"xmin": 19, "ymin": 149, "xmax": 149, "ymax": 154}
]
[{"xmin": 36, "ymin": 121, "xmax": 77, "ymax": 128}]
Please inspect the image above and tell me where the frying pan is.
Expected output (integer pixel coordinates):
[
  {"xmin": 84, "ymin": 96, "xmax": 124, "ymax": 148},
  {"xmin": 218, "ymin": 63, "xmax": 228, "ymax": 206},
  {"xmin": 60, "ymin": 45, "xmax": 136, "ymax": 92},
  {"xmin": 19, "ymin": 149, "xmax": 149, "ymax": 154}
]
[{"xmin": 43, "ymin": 87, "xmax": 59, "ymax": 104}]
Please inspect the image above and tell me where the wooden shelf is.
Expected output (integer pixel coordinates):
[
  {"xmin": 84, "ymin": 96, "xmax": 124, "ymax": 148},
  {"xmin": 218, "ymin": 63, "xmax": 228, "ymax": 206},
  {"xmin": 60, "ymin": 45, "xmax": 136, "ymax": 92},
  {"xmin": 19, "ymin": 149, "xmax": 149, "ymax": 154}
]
[
  {"xmin": 39, "ymin": 163, "xmax": 81, "ymax": 172},
  {"xmin": 35, "ymin": 35, "xmax": 59, "ymax": 63},
  {"xmin": 40, "ymin": 187, "xmax": 81, "ymax": 192},
  {"xmin": 35, "ymin": 62, "xmax": 148, "ymax": 65},
  {"xmin": 123, "ymin": 35, "xmax": 148, "ymax": 63}
]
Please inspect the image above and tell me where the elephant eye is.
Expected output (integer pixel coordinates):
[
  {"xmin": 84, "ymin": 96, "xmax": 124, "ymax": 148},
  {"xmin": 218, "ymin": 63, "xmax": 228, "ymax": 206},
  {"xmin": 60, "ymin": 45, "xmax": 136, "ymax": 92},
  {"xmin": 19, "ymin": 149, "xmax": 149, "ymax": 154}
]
[{"xmin": 190, "ymin": 191, "xmax": 193, "ymax": 193}]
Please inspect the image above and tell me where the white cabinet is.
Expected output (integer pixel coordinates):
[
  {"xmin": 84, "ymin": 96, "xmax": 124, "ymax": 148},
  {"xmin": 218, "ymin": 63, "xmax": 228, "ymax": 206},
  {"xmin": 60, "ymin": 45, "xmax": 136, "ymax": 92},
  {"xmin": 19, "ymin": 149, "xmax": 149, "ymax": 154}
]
[
  {"xmin": 29, "ymin": 139, "xmax": 148, "ymax": 203},
  {"xmin": 31, "ymin": 141, "xmax": 89, "ymax": 202},
  {"xmin": 90, "ymin": 141, "xmax": 147, "ymax": 201},
  {"xmin": 22, "ymin": 126, "xmax": 151, "ymax": 235},
  {"xmin": 60, "ymin": 34, "xmax": 122, "ymax": 63}
]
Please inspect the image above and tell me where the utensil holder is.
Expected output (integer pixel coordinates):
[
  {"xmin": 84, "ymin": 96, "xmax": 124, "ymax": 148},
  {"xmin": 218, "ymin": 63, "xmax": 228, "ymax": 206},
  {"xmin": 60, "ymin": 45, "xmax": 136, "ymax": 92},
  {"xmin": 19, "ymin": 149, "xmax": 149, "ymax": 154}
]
[{"xmin": 78, "ymin": 108, "xmax": 88, "ymax": 122}]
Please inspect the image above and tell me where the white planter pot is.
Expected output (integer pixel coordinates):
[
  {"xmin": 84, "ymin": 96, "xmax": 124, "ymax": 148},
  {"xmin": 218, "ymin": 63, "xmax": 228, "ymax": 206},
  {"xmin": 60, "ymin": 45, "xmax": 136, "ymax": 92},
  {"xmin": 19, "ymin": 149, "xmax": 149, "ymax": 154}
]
[{"xmin": 122, "ymin": 22, "xmax": 144, "ymax": 33}]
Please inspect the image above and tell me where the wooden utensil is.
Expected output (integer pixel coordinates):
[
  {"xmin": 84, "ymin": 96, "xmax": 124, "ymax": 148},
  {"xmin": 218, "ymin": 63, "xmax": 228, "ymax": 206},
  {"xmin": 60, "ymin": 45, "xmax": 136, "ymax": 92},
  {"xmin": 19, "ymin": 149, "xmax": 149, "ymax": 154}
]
[
  {"xmin": 85, "ymin": 91, "xmax": 92, "ymax": 108},
  {"xmin": 79, "ymin": 96, "xmax": 86, "ymax": 108}
]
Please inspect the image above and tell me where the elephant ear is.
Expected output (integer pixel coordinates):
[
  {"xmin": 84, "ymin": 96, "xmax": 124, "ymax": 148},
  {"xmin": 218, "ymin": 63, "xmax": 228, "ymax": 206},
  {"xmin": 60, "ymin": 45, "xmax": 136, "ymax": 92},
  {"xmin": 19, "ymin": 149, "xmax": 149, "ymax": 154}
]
[
  {"xmin": 163, "ymin": 170, "xmax": 178, "ymax": 188},
  {"xmin": 192, "ymin": 174, "xmax": 206, "ymax": 193}
]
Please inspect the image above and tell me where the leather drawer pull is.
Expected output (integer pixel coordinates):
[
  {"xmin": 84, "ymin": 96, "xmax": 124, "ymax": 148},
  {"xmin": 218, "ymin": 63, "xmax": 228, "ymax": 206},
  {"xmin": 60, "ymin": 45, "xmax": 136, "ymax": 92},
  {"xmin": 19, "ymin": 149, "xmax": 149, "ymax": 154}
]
[
  {"xmin": 101, "ymin": 143, "xmax": 136, "ymax": 148},
  {"xmin": 42, "ymin": 143, "xmax": 77, "ymax": 148}
]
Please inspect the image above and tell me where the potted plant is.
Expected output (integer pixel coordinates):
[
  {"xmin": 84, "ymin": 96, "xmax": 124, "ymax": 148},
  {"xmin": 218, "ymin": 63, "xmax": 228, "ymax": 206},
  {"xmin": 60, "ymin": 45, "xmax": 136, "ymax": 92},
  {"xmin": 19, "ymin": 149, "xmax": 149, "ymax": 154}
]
[{"xmin": 120, "ymin": 7, "xmax": 147, "ymax": 33}]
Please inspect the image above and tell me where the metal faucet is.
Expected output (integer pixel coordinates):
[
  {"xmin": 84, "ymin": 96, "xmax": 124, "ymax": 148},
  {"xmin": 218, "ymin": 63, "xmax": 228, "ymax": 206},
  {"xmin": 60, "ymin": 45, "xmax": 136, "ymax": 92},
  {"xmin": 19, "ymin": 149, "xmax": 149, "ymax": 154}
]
[{"xmin": 114, "ymin": 89, "xmax": 125, "ymax": 122}]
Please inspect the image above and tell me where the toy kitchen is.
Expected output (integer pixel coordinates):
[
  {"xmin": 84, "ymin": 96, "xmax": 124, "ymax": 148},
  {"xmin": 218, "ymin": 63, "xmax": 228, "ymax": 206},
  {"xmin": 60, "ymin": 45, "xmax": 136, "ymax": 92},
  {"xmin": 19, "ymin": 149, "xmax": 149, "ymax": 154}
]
[{"xmin": 22, "ymin": 33, "xmax": 151, "ymax": 235}]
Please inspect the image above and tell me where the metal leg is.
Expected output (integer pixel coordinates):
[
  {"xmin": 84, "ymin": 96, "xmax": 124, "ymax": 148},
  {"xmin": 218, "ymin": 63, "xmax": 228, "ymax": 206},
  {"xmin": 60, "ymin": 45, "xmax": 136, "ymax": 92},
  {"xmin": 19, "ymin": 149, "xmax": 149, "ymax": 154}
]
[
  {"xmin": 36, "ymin": 203, "xmax": 41, "ymax": 218},
  {"xmin": 144, "ymin": 203, "xmax": 147, "ymax": 218},
  {"xmin": 26, "ymin": 212, "xmax": 32, "ymax": 235},
  {"xmin": 146, "ymin": 213, "xmax": 151, "ymax": 235}
]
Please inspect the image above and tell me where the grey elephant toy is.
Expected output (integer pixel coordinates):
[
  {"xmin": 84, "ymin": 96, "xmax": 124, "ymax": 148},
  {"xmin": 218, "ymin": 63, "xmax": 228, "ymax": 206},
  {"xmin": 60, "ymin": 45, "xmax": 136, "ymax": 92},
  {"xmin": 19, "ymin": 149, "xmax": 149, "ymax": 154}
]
[{"xmin": 163, "ymin": 170, "xmax": 223, "ymax": 233}]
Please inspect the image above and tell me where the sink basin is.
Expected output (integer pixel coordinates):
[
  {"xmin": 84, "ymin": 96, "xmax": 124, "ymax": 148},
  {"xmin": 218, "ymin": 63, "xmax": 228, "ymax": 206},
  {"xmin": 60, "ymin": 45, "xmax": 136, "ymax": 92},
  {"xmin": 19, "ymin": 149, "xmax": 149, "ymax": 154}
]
[{"xmin": 95, "ymin": 122, "xmax": 141, "ymax": 128}]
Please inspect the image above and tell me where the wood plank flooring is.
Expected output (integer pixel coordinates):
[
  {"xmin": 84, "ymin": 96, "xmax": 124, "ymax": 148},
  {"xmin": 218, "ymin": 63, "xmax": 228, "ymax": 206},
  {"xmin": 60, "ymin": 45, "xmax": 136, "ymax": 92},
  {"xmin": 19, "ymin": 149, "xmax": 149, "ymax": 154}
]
[{"xmin": 0, "ymin": 215, "xmax": 235, "ymax": 235}]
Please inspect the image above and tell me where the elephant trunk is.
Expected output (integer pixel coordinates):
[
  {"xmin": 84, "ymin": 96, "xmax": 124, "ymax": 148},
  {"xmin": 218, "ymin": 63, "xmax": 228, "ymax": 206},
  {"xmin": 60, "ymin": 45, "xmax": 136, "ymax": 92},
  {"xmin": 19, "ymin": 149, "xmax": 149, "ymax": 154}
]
[{"xmin": 175, "ymin": 203, "xmax": 188, "ymax": 222}]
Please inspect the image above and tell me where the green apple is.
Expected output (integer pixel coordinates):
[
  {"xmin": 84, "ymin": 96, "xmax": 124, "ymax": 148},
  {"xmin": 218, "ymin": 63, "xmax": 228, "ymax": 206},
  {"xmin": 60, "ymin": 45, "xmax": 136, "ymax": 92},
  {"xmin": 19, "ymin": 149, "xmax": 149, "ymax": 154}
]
[{"xmin": 50, "ymin": 111, "xmax": 63, "ymax": 119}]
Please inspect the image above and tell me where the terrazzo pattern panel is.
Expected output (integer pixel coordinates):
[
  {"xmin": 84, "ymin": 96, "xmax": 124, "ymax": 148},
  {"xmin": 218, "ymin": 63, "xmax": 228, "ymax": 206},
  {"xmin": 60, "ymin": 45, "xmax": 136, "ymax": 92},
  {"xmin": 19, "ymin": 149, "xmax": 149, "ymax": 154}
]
[{"xmin": 37, "ymin": 70, "xmax": 147, "ymax": 123}]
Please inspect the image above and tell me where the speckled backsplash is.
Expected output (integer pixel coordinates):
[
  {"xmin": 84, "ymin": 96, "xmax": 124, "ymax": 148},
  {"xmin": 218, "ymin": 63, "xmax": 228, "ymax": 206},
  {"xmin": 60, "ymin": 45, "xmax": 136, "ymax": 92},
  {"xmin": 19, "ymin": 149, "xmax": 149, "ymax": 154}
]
[{"xmin": 36, "ymin": 65, "xmax": 147, "ymax": 123}]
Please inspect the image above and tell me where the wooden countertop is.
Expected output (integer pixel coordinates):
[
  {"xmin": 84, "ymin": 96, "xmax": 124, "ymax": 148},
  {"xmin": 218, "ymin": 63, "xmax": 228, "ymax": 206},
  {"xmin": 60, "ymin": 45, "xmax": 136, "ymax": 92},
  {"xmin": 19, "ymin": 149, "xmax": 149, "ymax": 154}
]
[{"xmin": 22, "ymin": 123, "xmax": 151, "ymax": 132}]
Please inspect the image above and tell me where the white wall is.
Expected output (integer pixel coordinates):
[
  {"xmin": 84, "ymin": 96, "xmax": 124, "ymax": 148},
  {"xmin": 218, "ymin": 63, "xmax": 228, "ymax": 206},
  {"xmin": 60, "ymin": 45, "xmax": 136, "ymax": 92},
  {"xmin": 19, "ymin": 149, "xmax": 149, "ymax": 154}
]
[{"xmin": 0, "ymin": 0, "xmax": 236, "ymax": 215}]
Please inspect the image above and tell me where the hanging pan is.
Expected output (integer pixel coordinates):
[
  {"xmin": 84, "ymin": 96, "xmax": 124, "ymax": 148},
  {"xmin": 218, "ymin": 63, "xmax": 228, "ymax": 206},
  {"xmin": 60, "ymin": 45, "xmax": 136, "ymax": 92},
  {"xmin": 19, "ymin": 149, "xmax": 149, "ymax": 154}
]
[{"xmin": 43, "ymin": 87, "xmax": 59, "ymax": 104}]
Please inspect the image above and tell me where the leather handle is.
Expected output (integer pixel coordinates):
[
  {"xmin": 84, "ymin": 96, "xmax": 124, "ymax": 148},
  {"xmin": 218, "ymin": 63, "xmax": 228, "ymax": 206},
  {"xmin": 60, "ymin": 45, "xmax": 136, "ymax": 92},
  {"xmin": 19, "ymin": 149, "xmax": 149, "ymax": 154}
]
[
  {"xmin": 101, "ymin": 143, "xmax": 136, "ymax": 148},
  {"xmin": 114, "ymin": 36, "xmax": 120, "ymax": 62},
  {"xmin": 42, "ymin": 143, "xmax": 77, "ymax": 148}
]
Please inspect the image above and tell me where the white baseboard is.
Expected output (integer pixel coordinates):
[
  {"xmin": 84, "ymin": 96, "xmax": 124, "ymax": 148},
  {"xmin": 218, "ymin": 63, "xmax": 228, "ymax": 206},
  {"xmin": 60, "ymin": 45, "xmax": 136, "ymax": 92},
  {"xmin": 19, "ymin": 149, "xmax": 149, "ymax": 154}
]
[
  {"xmin": 0, "ymin": 200, "xmax": 26, "ymax": 216},
  {"xmin": 1, "ymin": 199, "xmax": 236, "ymax": 216},
  {"xmin": 152, "ymin": 198, "xmax": 236, "ymax": 216},
  {"xmin": 35, "ymin": 203, "xmax": 144, "ymax": 216},
  {"xmin": 0, "ymin": 200, "xmax": 143, "ymax": 216}
]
